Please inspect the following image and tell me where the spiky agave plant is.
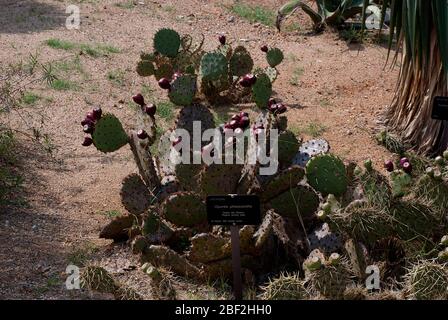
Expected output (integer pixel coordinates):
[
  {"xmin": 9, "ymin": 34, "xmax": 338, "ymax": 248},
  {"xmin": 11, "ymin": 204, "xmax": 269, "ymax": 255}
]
[{"xmin": 369, "ymin": 0, "xmax": 448, "ymax": 155}]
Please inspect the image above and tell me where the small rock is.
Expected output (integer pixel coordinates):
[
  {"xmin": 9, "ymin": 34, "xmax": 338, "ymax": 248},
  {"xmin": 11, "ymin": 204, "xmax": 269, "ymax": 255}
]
[
  {"xmin": 227, "ymin": 16, "xmax": 235, "ymax": 23},
  {"xmin": 346, "ymin": 130, "xmax": 353, "ymax": 135}
]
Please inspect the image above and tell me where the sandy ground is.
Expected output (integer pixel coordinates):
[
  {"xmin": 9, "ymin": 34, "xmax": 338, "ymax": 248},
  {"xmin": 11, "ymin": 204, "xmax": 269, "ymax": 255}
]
[{"xmin": 0, "ymin": 0, "xmax": 397, "ymax": 299}]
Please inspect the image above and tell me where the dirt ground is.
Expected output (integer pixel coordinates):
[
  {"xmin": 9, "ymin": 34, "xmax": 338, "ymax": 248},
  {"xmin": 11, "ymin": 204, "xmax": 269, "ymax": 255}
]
[{"xmin": 0, "ymin": 0, "xmax": 398, "ymax": 299}]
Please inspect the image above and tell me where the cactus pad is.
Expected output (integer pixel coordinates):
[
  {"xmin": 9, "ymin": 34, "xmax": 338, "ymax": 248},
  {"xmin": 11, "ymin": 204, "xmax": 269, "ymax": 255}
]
[
  {"xmin": 136, "ymin": 60, "xmax": 155, "ymax": 77},
  {"xmin": 306, "ymin": 154, "xmax": 348, "ymax": 196},
  {"xmin": 277, "ymin": 130, "xmax": 301, "ymax": 167},
  {"xmin": 175, "ymin": 104, "xmax": 215, "ymax": 138},
  {"xmin": 200, "ymin": 52, "xmax": 228, "ymax": 81},
  {"xmin": 265, "ymin": 67, "xmax": 278, "ymax": 83},
  {"xmin": 153, "ymin": 28, "xmax": 181, "ymax": 58},
  {"xmin": 168, "ymin": 74, "xmax": 197, "ymax": 106},
  {"xmin": 252, "ymin": 73, "xmax": 272, "ymax": 109},
  {"xmin": 175, "ymin": 163, "xmax": 203, "ymax": 192},
  {"xmin": 80, "ymin": 266, "xmax": 117, "ymax": 293},
  {"xmin": 269, "ymin": 184, "xmax": 319, "ymax": 219},
  {"xmin": 154, "ymin": 63, "xmax": 174, "ymax": 80},
  {"xmin": 405, "ymin": 261, "xmax": 448, "ymax": 300},
  {"xmin": 261, "ymin": 165, "xmax": 305, "ymax": 201},
  {"xmin": 229, "ymin": 46, "xmax": 254, "ymax": 77},
  {"xmin": 266, "ymin": 48, "xmax": 284, "ymax": 67},
  {"xmin": 293, "ymin": 139, "xmax": 330, "ymax": 167},
  {"xmin": 390, "ymin": 170, "xmax": 412, "ymax": 197},
  {"xmin": 120, "ymin": 174, "xmax": 151, "ymax": 215},
  {"xmin": 161, "ymin": 192, "xmax": 207, "ymax": 227},
  {"xmin": 142, "ymin": 212, "xmax": 173, "ymax": 243},
  {"xmin": 92, "ymin": 113, "xmax": 129, "ymax": 153},
  {"xmin": 260, "ymin": 272, "xmax": 309, "ymax": 300},
  {"xmin": 199, "ymin": 164, "xmax": 243, "ymax": 196}
]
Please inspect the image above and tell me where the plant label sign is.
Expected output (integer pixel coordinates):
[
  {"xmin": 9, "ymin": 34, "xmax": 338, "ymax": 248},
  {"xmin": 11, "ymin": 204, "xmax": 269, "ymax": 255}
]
[
  {"xmin": 432, "ymin": 96, "xmax": 448, "ymax": 120},
  {"xmin": 206, "ymin": 195, "xmax": 261, "ymax": 226}
]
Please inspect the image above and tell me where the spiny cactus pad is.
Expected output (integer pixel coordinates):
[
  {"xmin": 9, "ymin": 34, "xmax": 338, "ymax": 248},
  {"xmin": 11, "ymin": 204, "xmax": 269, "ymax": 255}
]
[
  {"xmin": 293, "ymin": 139, "xmax": 330, "ymax": 167},
  {"xmin": 168, "ymin": 74, "xmax": 197, "ymax": 106},
  {"xmin": 153, "ymin": 28, "xmax": 181, "ymax": 58},
  {"xmin": 80, "ymin": 266, "xmax": 117, "ymax": 293},
  {"xmin": 142, "ymin": 212, "xmax": 173, "ymax": 243},
  {"xmin": 306, "ymin": 154, "xmax": 348, "ymax": 196},
  {"xmin": 120, "ymin": 174, "xmax": 151, "ymax": 215},
  {"xmin": 269, "ymin": 184, "xmax": 319, "ymax": 219},
  {"xmin": 390, "ymin": 170, "xmax": 412, "ymax": 197},
  {"xmin": 265, "ymin": 67, "xmax": 278, "ymax": 83},
  {"xmin": 266, "ymin": 48, "xmax": 284, "ymax": 67},
  {"xmin": 229, "ymin": 46, "xmax": 254, "ymax": 77},
  {"xmin": 175, "ymin": 104, "xmax": 215, "ymax": 138},
  {"xmin": 252, "ymin": 73, "xmax": 272, "ymax": 108},
  {"xmin": 199, "ymin": 164, "xmax": 243, "ymax": 196},
  {"xmin": 200, "ymin": 52, "xmax": 228, "ymax": 81},
  {"xmin": 260, "ymin": 272, "xmax": 309, "ymax": 300},
  {"xmin": 307, "ymin": 259, "xmax": 353, "ymax": 299},
  {"xmin": 136, "ymin": 60, "xmax": 155, "ymax": 77},
  {"xmin": 175, "ymin": 163, "xmax": 203, "ymax": 192},
  {"xmin": 405, "ymin": 261, "xmax": 448, "ymax": 300},
  {"xmin": 278, "ymin": 131, "xmax": 301, "ymax": 167},
  {"xmin": 92, "ymin": 113, "xmax": 129, "ymax": 153},
  {"xmin": 154, "ymin": 63, "xmax": 174, "ymax": 80},
  {"xmin": 161, "ymin": 192, "xmax": 206, "ymax": 227},
  {"xmin": 261, "ymin": 165, "xmax": 305, "ymax": 201}
]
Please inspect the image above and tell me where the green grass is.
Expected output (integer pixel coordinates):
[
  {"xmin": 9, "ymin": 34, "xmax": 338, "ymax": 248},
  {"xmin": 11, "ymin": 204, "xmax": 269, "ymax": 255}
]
[
  {"xmin": 230, "ymin": 3, "xmax": 276, "ymax": 26},
  {"xmin": 67, "ymin": 241, "xmax": 99, "ymax": 267},
  {"xmin": 45, "ymin": 38, "xmax": 76, "ymax": 51},
  {"xmin": 53, "ymin": 56, "xmax": 84, "ymax": 74},
  {"xmin": 107, "ymin": 69, "xmax": 126, "ymax": 86},
  {"xmin": 291, "ymin": 122, "xmax": 327, "ymax": 138},
  {"xmin": 101, "ymin": 210, "xmax": 121, "ymax": 219},
  {"xmin": 45, "ymin": 38, "xmax": 120, "ymax": 57},
  {"xmin": 22, "ymin": 92, "xmax": 41, "ymax": 105},
  {"xmin": 115, "ymin": 1, "xmax": 136, "ymax": 9},
  {"xmin": 289, "ymin": 67, "xmax": 304, "ymax": 86},
  {"xmin": 157, "ymin": 101, "xmax": 175, "ymax": 121},
  {"xmin": 50, "ymin": 79, "xmax": 79, "ymax": 91}
]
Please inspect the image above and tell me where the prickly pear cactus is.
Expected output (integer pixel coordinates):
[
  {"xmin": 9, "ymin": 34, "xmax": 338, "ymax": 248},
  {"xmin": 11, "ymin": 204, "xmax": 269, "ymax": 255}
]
[
  {"xmin": 92, "ymin": 114, "xmax": 129, "ymax": 153},
  {"xmin": 200, "ymin": 52, "xmax": 228, "ymax": 81},
  {"xmin": 168, "ymin": 74, "xmax": 197, "ymax": 106},
  {"xmin": 154, "ymin": 28, "xmax": 181, "ymax": 58},
  {"xmin": 252, "ymin": 73, "xmax": 272, "ymax": 109},
  {"xmin": 266, "ymin": 48, "xmax": 284, "ymax": 67},
  {"xmin": 306, "ymin": 154, "xmax": 348, "ymax": 196}
]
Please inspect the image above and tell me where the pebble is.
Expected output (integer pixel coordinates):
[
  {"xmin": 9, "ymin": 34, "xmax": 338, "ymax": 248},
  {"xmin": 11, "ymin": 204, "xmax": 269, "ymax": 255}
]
[{"xmin": 227, "ymin": 16, "xmax": 235, "ymax": 23}]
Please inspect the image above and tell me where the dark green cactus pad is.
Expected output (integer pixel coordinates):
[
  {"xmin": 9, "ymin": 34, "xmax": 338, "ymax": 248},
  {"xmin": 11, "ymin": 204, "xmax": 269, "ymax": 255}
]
[
  {"xmin": 229, "ymin": 46, "xmax": 254, "ymax": 77},
  {"xmin": 358, "ymin": 169, "xmax": 392, "ymax": 209},
  {"xmin": 265, "ymin": 66, "xmax": 278, "ymax": 83},
  {"xmin": 308, "ymin": 260, "xmax": 353, "ymax": 299},
  {"xmin": 266, "ymin": 47, "xmax": 284, "ymax": 67},
  {"xmin": 175, "ymin": 163, "xmax": 203, "ymax": 192},
  {"xmin": 200, "ymin": 164, "xmax": 243, "ymax": 196},
  {"xmin": 140, "ymin": 52, "xmax": 157, "ymax": 62},
  {"xmin": 217, "ymin": 44, "xmax": 233, "ymax": 60},
  {"xmin": 275, "ymin": 116, "xmax": 288, "ymax": 131},
  {"xmin": 269, "ymin": 184, "xmax": 319, "ymax": 219},
  {"xmin": 414, "ymin": 174, "xmax": 448, "ymax": 214},
  {"xmin": 168, "ymin": 74, "xmax": 197, "ymax": 106},
  {"xmin": 278, "ymin": 131, "xmax": 301, "ymax": 167},
  {"xmin": 188, "ymin": 233, "xmax": 228, "ymax": 263},
  {"xmin": 390, "ymin": 170, "xmax": 412, "ymax": 197},
  {"xmin": 200, "ymin": 52, "xmax": 228, "ymax": 81},
  {"xmin": 153, "ymin": 28, "xmax": 181, "ymax": 58},
  {"xmin": 136, "ymin": 60, "xmax": 155, "ymax": 77},
  {"xmin": 120, "ymin": 174, "xmax": 151, "ymax": 215},
  {"xmin": 261, "ymin": 165, "xmax": 305, "ymax": 201},
  {"xmin": 306, "ymin": 154, "xmax": 348, "ymax": 196},
  {"xmin": 142, "ymin": 212, "xmax": 173, "ymax": 243},
  {"xmin": 252, "ymin": 73, "xmax": 272, "ymax": 109},
  {"xmin": 154, "ymin": 63, "xmax": 174, "ymax": 80},
  {"xmin": 92, "ymin": 113, "xmax": 129, "ymax": 153},
  {"xmin": 175, "ymin": 104, "xmax": 215, "ymax": 138},
  {"xmin": 161, "ymin": 192, "xmax": 207, "ymax": 227}
]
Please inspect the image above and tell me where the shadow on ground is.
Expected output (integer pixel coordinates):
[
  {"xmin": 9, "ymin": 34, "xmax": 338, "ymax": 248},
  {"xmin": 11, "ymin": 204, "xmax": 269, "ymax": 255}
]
[{"xmin": 0, "ymin": 0, "xmax": 66, "ymax": 34}]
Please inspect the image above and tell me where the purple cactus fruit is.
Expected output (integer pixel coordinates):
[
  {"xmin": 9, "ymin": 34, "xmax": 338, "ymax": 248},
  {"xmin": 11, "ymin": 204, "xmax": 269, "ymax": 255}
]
[
  {"xmin": 158, "ymin": 78, "xmax": 171, "ymax": 90},
  {"xmin": 276, "ymin": 103, "xmax": 287, "ymax": 114},
  {"xmin": 239, "ymin": 111, "xmax": 249, "ymax": 118},
  {"xmin": 219, "ymin": 35, "xmax": 226, "ymax": 45},
  {"xmin": 92, "ymin": 107, "xmax": 102, "ymax": 120},
  {"xmin": 82, "ymin": 137, "xmax": 93, "ymax": 147},
  {"xmin": 231, "ymin": 114, "xmax": 241, "ymax": 121},
  {"xmin": 86, "ymin": 111, "xmax": 96, "ymax": 122},
  {"xmin": 239, "ymin": 116, "xmax": 250, "ymax": 129},
  {"xmin": 384, "ymin": 160, "xmax": 394, "ymax": 172},
  {"xmin": 83, "ymin": 124, "xmax": 94, "ymax": 134},
  {"xmin": 402, "ymin": 161, "xmax": 413, "ymax": 174},
  {"xmin": 244, "ymin": 74, "xmax": 257, "ymax": 86},
  {"xmin": 137, "ymin": 129, "xmax": 148, "ymax": 140},
  {"xmin": 261, "ymin": 45, "xmax": 269, "ymax": 53},
  {"xmin": 132, "ymin": 94, "xmax": 145, "ymax": 106},
  {"xmin": 172, "ymin": 136, "xmax": 182, "ymax": 147},
  {"xmin": 399, "ymin": 157, "xmax": 410, "ymax": 167},
  {"xmin": 268, "ymin": 104, "xmax": 278, "ymax": 113},
  {"xmin": 81, "ymin": 118, "xmax": 93, "ymax": 127},
  {"xmin": 228, "ymin": 119, "xmax": 239, "ymax": 129},
  {"xmin": 268, "ymin": 98, "xmax": 276, "ymax": 107},
  {"xmin": 239, "ymin": 77, "xmax": 252, "ymax": 88},
  {"xmin": 144, "ymin": 104, "xmax": 157, "ymax": 117}
]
